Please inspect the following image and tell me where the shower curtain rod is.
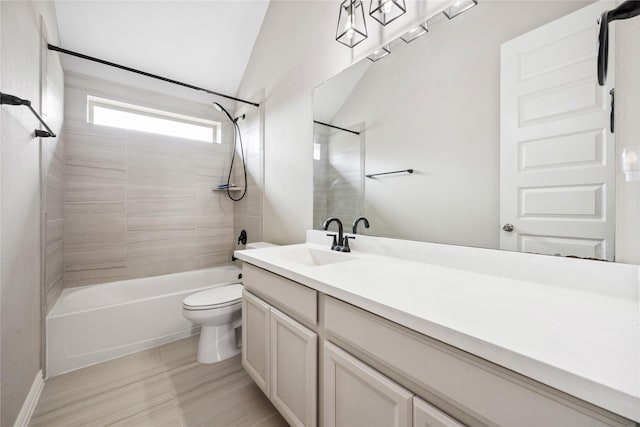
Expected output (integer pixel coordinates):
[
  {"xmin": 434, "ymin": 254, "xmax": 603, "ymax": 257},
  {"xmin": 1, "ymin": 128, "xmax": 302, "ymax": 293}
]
[{"xmin": 48, "ymin": 44, "xmax": 260, "ymax": 108}]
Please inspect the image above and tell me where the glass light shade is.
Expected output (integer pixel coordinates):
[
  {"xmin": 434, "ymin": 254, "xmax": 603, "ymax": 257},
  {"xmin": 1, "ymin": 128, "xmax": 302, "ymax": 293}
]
[
  {"xmin": 369, "ymin": 0, "xmax": 406, "ymax": 26},
  {"xmin": 367, "ymin": 44, "xmax": 391, "ymax": 62},
  {"xmin": 401, "ymin": 23, "xmax": 428, "ymax": 43},
  {"xmin": 336, "ymin": 0, "xmax": 368, "ymax": 48},
  {"xmin": 443, "ymin": 0, "xmax": 478, "ymax": 19}
]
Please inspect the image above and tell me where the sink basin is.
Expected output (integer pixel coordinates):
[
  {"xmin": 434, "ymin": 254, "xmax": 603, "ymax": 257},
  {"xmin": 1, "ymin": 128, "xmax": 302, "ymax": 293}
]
[{"xmin": 273, "ymin": 246, "xmax": 356, "ymax": 267}]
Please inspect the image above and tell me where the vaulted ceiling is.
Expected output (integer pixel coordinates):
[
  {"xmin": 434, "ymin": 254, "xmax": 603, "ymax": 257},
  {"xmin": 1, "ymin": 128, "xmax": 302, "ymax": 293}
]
[{"xmin": 54, "ymin": 1, "xmax": 270, "ymax": 108}]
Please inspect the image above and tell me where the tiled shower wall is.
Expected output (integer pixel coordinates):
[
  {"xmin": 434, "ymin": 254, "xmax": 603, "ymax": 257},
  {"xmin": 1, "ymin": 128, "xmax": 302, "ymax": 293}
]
[
  {"xmin": 62, "ymin": 72, "xmax": 239, "ymax": 287},
  {"xmin": 44, "ymin": 126, "xmax": 65, "ymax": 310}
]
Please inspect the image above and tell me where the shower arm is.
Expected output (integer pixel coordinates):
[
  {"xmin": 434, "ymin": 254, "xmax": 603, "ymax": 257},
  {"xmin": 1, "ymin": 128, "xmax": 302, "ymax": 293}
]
[{"xmin": 597, "ymin": 0, "xmax": 640, "ymax": 86}]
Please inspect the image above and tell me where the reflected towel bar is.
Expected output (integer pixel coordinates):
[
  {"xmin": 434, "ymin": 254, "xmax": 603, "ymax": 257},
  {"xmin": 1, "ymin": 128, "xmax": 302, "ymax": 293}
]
[
  {"xmin": 0, "ymin": 92, "xmax": 56, "ymax": 138},
  {"xmin": 314, "ymin": 120, "xmax": 360, "ymax": 135},
  {"xmin": 366, "ymin": 169, "xmax": 414, "ymax": 178}
]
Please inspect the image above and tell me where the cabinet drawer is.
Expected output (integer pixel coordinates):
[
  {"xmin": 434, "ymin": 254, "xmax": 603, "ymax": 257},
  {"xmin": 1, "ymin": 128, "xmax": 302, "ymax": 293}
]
[
  {"xmin": 324, "ymin": 297, "xmax": 633, "ymax": 427},
  {"xmin": 243, "ymin": 263, "xmax": 317, "ymax": 325}
]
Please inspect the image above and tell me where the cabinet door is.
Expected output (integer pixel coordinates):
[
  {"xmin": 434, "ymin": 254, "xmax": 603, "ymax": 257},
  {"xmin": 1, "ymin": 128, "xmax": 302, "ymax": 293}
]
[
  {"xmin": 413, "ymin": 396, "xmax": 464, "ymax": 427},
  {"xmin": 270, "ymin": 308, "xmax": 317, "ymax": 427},
  {"xmin": 242, "ymin": 290, "xmax": 271, "ymax": 395},
  {"xmin": 323, "ymin": 341, "xmax": 413, "ymax": 427}
]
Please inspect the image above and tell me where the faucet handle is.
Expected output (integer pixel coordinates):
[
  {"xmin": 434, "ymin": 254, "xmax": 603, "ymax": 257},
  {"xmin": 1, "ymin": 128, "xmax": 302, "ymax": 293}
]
[
  {"xmin": 326, "ymin": 233, "xmax": 338, "ymax": 250},
  {"xmin": 342, "ymin": 235, "xmax": 355, "ymax": 252}
]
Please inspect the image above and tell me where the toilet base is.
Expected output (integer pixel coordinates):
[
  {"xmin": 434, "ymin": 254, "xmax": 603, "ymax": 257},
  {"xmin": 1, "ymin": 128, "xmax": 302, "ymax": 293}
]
[{"xmin": 197, "ymin": 323, "xmax": 240, "ymax": 364}]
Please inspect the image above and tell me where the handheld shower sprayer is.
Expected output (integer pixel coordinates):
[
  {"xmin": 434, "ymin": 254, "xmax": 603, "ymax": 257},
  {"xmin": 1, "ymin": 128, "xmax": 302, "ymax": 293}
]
[{"xmin": 213, "ymin": 101, "xmax": 248, "ymax": 202}]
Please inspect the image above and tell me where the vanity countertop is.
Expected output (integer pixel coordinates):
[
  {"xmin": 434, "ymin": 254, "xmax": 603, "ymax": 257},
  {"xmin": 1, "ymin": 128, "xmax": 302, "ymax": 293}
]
[{"xmin": 234, "ymin": 241, "xmax": 640, "ymax": 423}]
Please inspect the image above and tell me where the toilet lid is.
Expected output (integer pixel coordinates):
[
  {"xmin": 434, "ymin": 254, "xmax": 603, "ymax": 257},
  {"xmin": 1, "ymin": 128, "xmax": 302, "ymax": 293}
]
[{"xmin": 183, "ymin": 284, "xmax": 243, "ymax": 310}]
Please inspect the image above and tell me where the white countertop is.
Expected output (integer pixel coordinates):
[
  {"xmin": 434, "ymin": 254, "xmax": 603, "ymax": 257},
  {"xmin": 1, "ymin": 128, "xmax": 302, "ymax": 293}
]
[{"xmin": 235, "ymin": 241, "xmax": 640, "ymax": 423}]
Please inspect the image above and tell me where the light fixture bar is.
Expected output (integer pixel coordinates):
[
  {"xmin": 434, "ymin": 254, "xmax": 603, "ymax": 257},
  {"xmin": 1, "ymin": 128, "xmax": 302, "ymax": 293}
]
[
  {"xmin": 401, "ymin": 23, "xmax": 428, "ymax": 43},
  {"xmin": 367, "ymin": 44, "xmax": 391, "ymax": 62},
  {"xmin": 443, "ymin": 0, "xmax": 477, "ymax": 19}
]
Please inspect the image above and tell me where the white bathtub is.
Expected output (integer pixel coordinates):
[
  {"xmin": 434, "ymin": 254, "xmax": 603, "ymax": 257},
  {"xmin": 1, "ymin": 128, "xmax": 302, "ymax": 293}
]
[{"xmin": 46, "ymin": 265, "xmax": 242, "ymax": 377}]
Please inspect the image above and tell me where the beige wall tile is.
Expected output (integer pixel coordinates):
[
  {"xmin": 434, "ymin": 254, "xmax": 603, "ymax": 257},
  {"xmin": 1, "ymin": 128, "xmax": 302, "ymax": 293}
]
[
  {"xmin": 64, "ymin": 249, "xmax": 128, "ymax": 287},
  {"xmin": 46, "ymin": 175, "xmax": 64, "ymax": 220},
  {"xmin": 47, "ymin": 218, "xmax": 64, "ymax": 245},
  {"xmin": 196, "ymin": 252, "xmax": 234, "ymax": 269},
  {"xmin": 127, "ymin": 186, "xmax": 196, "ymax": 218},
  {"xmin": 128, "ymin": 244, "xmax": 196, "ymax": 279},
  {"xmin": 64, "ymin": 217, "xmax": 127, "ymax": 253},
  {"xmin": 65, "ymin": 183, "xmax": 126, "ymax": 217},
  {"xmin": 128, "ymin": 216, "xmax": 195, "ymax": 250},
  {"xmin": 64, "ymin": 127, "xmax": 126, "ymax": 185}
]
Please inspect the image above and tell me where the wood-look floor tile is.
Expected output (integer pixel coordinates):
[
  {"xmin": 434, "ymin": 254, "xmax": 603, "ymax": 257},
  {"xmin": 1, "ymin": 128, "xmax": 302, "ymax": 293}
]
[{"xmin": 32, "ymin": 337, "xmax": 286, "ymax": 427}]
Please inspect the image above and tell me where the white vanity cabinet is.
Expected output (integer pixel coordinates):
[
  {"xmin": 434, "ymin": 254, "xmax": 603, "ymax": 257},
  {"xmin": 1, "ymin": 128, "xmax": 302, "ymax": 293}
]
[
  {"xmin": 323, "ymin": 341, "xmax": 414, "ymax": 427},
  {"xmin": 241, "ymin": 290, "xmax": 271, "ymax": 395},
  {"xmin": 241, "ymin": 276, "xmax": 318, "ymax": 427},
  {"xmin": 323, "ymin": 341, "xmax": 463, "ymax": 427},
  {"xmin": 240, "ymin": 260, "xmax": 636, "ymax": 427}
]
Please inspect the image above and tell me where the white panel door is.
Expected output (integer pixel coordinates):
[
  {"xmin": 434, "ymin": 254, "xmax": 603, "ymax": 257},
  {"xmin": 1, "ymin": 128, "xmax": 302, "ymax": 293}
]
[
  {"xmin": 500, "ymin": 1, "xmax": 615, "ymax": 260},
  {"xmin": 323, "ymin": 341, "xmax": 413, "ymax": 427},
  {"xmin": 242, "ymin": 290, "xmax": 271, "ymax": 396},
  {"xmin": 270, "ymin": 308, "xmax": 317, "ymax": 427}
]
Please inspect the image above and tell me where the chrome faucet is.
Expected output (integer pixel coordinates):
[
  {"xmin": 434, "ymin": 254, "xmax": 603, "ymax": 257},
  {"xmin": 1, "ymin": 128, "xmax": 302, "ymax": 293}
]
[
  {"xmin": 352, "ymin": 217, "xmax": 370, "ymax": 234},
  {"xmin": 322, "ymin": 217, "xmax": 349, "ymax": 252}
]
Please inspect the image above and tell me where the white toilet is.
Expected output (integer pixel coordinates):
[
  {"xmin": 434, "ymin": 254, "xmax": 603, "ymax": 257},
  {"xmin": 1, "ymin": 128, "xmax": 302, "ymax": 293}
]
[
  {"xmin": 183, "ymin": 241, "xmax": 277, "ymax": 364},
  {"xmin": 182, "ymin": 283, "xmax": 243, "ymax": 364}
]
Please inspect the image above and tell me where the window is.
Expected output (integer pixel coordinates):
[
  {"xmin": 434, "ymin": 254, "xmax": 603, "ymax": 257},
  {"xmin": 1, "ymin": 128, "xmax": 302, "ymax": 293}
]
[
  {"xmin": 87, "ymin": 95, "xmax": 221, "ymax": 143},
  {"xmin": 313, "ymin": 142, "xmax": 322, "ymax": 160}
]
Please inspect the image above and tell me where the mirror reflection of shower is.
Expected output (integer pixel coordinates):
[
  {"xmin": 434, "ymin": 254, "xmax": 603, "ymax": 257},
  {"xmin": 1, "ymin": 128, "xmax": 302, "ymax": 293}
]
[{"xmin": 313, "ymin": 121, "xmax": 365, "ymax": 231}]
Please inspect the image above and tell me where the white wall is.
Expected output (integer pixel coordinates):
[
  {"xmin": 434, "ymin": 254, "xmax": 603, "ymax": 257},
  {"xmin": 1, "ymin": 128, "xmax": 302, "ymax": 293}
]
[
  {"xmin": 237, "ymin": 0, "xmax": 455, "ymax": 244},
  {"xmin": 615, "ymin": 14, "xmax": 640, "ymax": 265},
  {"xmin": 0, "ymin": 1, "xmax": 64, "ymax": 424}
]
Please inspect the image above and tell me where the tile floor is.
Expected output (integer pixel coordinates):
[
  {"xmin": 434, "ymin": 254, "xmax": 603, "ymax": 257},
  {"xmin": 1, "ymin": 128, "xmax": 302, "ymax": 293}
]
[{"xmin": 31, "ymin": 336, "xmax": 287, "ymax": 426}]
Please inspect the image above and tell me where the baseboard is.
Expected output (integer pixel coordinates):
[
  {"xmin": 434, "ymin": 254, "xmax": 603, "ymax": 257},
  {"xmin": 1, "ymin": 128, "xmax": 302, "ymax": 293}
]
[{"xmin": 13, "ymin": 370, "xmax": 44, "ymax": 427}]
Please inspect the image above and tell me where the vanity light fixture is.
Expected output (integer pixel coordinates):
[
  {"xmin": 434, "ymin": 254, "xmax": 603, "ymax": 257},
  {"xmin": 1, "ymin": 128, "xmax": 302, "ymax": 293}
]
[
  {"xmin": 401, "ymin": 23, "xmax": 428, "ymax": 43},
  {"xmin": 336, "ymin": 0, "xmax": 368, "ymax": 48},
  {"xmin": 443, "ymin": 0, "xmax": 477, "ymax": 19},
  {"xmin": 369, "ymin": 0, "xmax": 406, "ymax": 26},
  {"xmin": 367, "ymin": 44, "xmax": 391, "ymax": 62}
]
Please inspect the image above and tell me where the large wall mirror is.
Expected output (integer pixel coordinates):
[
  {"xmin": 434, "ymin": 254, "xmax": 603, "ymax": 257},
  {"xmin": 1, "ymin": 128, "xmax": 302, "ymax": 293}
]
[{"xmin": 313, "ymin": 0, "xmax": 640, "ymax": 263}]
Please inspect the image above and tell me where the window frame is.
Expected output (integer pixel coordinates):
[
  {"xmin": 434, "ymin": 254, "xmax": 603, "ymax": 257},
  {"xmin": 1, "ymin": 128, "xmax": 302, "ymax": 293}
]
[{"xmin": 86, "ymin": 95, "xmax": 222, "ymax": 143}]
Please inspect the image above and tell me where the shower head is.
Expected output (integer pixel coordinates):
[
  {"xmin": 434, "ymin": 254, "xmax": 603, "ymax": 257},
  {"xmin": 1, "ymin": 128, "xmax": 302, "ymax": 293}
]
[
  {"xmin": 213, "ymin": 101, "xmax": 246, "ymax": 123},
  {"xmin": 213, "ymin": 101, "xmax": 235, "ymax": 123}
]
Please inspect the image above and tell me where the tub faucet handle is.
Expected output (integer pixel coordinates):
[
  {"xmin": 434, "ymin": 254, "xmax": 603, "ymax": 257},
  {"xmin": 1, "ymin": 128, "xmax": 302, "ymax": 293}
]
[{"xmin": 238, "ymin": 229, "xmax": 247, "ymax": 245}]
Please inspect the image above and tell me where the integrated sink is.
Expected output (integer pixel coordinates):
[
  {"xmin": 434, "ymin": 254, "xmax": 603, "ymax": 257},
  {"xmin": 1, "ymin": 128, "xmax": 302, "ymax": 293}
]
[{"xmin": 273, "ymin": 246, "xmax": 357, "ymax": 267}]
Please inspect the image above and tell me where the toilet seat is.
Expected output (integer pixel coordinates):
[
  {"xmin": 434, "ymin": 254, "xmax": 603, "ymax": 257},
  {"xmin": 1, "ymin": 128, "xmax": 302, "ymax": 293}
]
[{"xmin": 183, "ymin": 284, "xmax": 243, "ymax": 311}]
